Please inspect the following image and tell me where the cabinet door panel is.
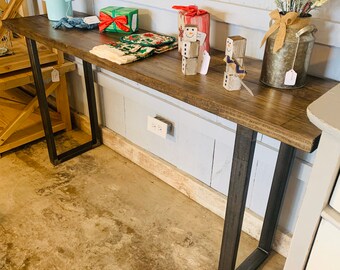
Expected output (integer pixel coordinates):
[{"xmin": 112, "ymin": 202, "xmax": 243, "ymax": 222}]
[
  {"xmin": 330, "ymin": 174, "xmax": 340, "ymax": 214},
  {"xmin": 306, "ymin": 219, "xmax": 340, "ymax": 270}
]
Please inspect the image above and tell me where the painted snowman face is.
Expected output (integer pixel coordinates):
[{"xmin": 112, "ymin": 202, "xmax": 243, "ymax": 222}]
[
  {"xmin": 226, "ymin": 38, "xmax": 234, "ymax": 57},
  {"xmin": 183, "ymin": 26, "xmax": 198, "ymax": 42}
]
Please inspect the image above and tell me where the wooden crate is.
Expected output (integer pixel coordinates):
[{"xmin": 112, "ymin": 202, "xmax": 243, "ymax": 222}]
[
  {"xmin": 0, "ymin": 0, "xmax": 25, "ymax": 38},
  {"xmin": 0, "ymin": 88, "xmax": 66, "ymax": 154},
  {"xmin": 0, "ymin": 60, "xmax": 75, "ymax": 90},
  {"xmin": 0, "ymin": 36, "xmax": 76, "ymax": 155},
  {"xmin": 0, "ymin": 39, "xmax": 59, "ymax": 74}
]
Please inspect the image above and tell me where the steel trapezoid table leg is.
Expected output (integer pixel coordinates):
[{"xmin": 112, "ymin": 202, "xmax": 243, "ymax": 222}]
[
  {"xmin": 218, "ymin": 125, "xmax": 257, "ymax": 270},
  {"xmin": 26, "ymin": 39, "xmax": 102, "ymax": 165},
  {"xmin": 26, "ymin": 37, "xmax": 59, "ymax": 165},
  {"xmin": 82, "ymin": 60, "xmax": 102, "ymax": 145},
  {"xmin": 237, "ymin": 143, "xmax": 296, "ymax": 270}
]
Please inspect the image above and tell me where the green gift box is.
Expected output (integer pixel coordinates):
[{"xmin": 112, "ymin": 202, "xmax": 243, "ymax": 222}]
[{"xmin": 99, "ymin": 6, "xmax": 138, "ymax": 34}]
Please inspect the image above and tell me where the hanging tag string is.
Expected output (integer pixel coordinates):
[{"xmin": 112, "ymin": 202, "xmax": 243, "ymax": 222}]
[
  {"xmin": 291, "ymin": 25, "xmax": 316, "ymax": 70},
  {"xmin": 291, "ymin": 36, "xmax": 300, "ymax": 70}
]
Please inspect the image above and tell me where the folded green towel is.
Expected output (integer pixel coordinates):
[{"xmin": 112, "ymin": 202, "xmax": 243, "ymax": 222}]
[{"xmin": 90, "ymin": 32, "xmax": 177, "ymax": 65}]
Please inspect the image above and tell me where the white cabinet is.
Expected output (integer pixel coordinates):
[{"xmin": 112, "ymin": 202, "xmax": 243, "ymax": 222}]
[
  {"xmin": 330, "ymin": 175, "xmax": 340, "ymax": 213},
  {"xmin": 306, "ymin": 219, "xmax": 340, "ymax": 270},
  {"xmin": 284, "ymin": 84, "xmax": 340, "ymax": 269}
]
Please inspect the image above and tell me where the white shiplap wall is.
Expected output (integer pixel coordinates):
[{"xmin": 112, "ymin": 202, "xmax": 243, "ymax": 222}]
[
  {"xmin": 68, "ymin": 59, "xmax": 313, "ymax": 237},
  {"xmin": 35, "ymin": 0, "xmax": 340, "ymax": 79},
  {"xmin": 32, "ymin": 0, "xmax": 339, "ymax": 236},
  {"xmin": 87, "ymin": 0, "xmax": 340, "ymax": 80}
]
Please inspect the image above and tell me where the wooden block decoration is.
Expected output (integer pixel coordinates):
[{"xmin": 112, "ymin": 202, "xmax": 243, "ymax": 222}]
[
  {"xmin": 234, "ymin": 57, "xmax": 244, "ymax": 67},
  {"xmin": 225, "ymin": 36, "xmax": 247, "ymax": 59},
  {"xmin": 182, "ymin": 41, "xmax": 199, "ymax": 58},
  {"xmin": 223, "ymin": 71, "xmax": 242, "ymax": 91},
  {"xmin": 182, "ymin": 56, "xmax": 198, "ymax": 75},
  {"xmin": 225, "ymin": 56, "xmax": 246, "ymax": 79},
  {"xmin": 183, "ymin": 25, "xmax": 198, "ymax": 42}
]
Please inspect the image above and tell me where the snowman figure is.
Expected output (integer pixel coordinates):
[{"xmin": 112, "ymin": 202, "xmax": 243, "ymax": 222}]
[
  {"xmin": 223, "ymin": 36, "xmax": 247, "ymax": 91},
  {"xmin": 225, "ymin": 36, "xmax": 246, "ymax": 66},
  {"xmin": 181, "ymin": 25, "xmax": 200, "ymax": 75},
  {"xmin": 183, "ymin": 25, "xmax": 198, "ymax": 42}
]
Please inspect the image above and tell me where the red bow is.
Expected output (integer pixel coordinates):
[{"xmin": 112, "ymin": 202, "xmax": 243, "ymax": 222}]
[
  {"xmin": 99, "ymin": 12, "xmax": 130, "ymax": 32},
  {"xmin": 172, "ymin": 5, "xmax": 207, "ymax": 16}
]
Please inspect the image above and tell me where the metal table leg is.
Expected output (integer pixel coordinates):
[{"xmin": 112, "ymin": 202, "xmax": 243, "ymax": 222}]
[
  {"xmin": 26, "ymin": 38, "xmax": 58, "ymax": 164},
  {"xmin": 83, "ymin": 60, "xmax": 101, "ymax": 145},
  {"xmin": 237, "ymin": 143, "xmax": 295, "ymax": 270},
  {"xmin": 218, "ymin": 125, "xmax": 257, "ymax": 270},
  {"xmin": 218, "ymin": 122, "xmax": 296, "ymax": 270},
  {"xmin": 26, "ymin": 38, "xmax": 102, "ymax": 165}
]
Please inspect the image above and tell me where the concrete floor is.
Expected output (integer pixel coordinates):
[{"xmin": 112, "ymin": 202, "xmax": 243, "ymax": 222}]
[{"xmin": 0, "ymin": 131, "xmax": 285, "ymax": 269}]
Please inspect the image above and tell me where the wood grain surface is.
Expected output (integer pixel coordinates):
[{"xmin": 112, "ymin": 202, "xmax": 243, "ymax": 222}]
[
  {"xmin": 0, "ymin": 39, "xmax": 58, "ymax": 74},
  {"xmin": 3, "ymin": 15, "xmax": 338, "ymax": 152},
  {"xmin": 0, "ymin": 88, "xmax": 65, "ymax": 153}
]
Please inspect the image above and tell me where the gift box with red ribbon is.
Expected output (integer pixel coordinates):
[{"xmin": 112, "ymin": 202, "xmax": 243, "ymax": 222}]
[
  {"xmin": 172, "ymin": 5, "xmax": 210, "ymax": 53},
  {"xmin": 99, "ymin": 6, "xmax": 138, "ymax": 34}
]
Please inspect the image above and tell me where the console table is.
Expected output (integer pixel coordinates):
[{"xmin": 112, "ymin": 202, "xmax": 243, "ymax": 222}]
[{"xmin": 3, "ymin": 15, "xmax": 338, "ymax": 270}]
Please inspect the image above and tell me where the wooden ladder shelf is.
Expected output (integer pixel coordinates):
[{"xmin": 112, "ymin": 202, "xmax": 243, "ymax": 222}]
[{"xmin": 0, "ymin": 1, "xmax": 76, "ymax": 155}]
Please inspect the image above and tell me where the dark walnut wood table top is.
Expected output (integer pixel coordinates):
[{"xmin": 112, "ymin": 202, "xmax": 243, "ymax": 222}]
[{"xmin": 3, "ymin": 15, "xmax": 338, "ymax": 152}]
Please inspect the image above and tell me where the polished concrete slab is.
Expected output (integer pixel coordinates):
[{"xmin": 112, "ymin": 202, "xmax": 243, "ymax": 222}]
[{"xmin": 0, "ymin": 131, "xmax": 285, "ymax": 269}]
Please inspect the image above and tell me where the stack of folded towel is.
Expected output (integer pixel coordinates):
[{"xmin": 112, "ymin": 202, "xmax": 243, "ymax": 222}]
[{"xmin": 90, "ymin": 32, "xmax": 177, "ymax": 65}]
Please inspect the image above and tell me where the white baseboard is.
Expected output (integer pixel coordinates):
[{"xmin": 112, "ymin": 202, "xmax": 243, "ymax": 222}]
[{"xmin": 73, "ymin": 113, "xmax": 291, "ymax": 257}]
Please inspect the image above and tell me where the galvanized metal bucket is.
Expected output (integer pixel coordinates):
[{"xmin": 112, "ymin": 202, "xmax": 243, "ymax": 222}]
[{"xmin": 260, "ymin": 22, "xmax": 316, "ymax": 89}]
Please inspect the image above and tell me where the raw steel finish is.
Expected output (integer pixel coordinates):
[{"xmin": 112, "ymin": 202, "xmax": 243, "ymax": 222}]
[
  {"xmin": 237, "ymin": 143, "xmax": 296, "ymax": 270},
  {"xmin": 219, "ymin": 125, "xmax": 257, "ymax": 270},
  {"xmin": 25, "ymin": 37, "xmax": 101, "ymax": 165},
  {"xmin": 260, "ymin": 27, "xmax": 315, "ymax": 89}
]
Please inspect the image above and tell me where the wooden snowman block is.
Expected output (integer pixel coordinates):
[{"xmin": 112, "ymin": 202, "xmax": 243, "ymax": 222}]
[
  {"xmin": 225, "ymin": 58, "xmax": 246, "ymax": 80},
  {"xmin": 182, "ymin": 41, "xmax": 200, "ymax": 58},
  {"xmin": 223, "ymin": 71, "xmax": 242, "ymax": 91},
  {"xmin": 225, "ymin": 36, "xmax": 247, "ymax": 59},
  {"xmin": 182, "ymin": 56, "xmax": 198, "ymax": 75},
  {"xmin": 183, "ymin": 25, "xmax": 198, "ymax": 42},
  {"xmin": 234, "ymin": 57, "xmax": 244, "ymax": 67}
]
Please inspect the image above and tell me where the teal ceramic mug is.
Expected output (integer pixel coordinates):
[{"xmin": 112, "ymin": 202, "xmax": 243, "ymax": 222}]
[{"xmin": 44, "ymin": 0, "xmax": 73, "ymax": 21}]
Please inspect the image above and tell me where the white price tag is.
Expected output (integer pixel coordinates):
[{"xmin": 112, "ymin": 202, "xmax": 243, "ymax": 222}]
[
  {"xmin": 51, "ymin": 69, "xmax": 60, "ymax": 82},
  {"xmin": 83, "ymin": 16, "xmax": 100, "ymax": 25},
  {"xmin": 198, "ymin": 50, "xmax": 211, "ymax": 75},
  {"xmin": 196, "ymin": 31, "xmax": 206, "ymax": 44},
  {"xmin": 284, "ymin": 69, "xmax": 297, "ymax": 86}
]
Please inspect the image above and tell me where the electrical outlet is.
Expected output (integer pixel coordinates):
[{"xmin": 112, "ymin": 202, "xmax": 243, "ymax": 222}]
[{"xmin": 147, "ymin": 116, "xmax": 172, "ymax": 138}]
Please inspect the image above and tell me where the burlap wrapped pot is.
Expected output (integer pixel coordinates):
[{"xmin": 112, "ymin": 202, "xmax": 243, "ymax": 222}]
[{"xmin": 260, "ymin": 10, "xmax": 316, "ymax": 89}]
